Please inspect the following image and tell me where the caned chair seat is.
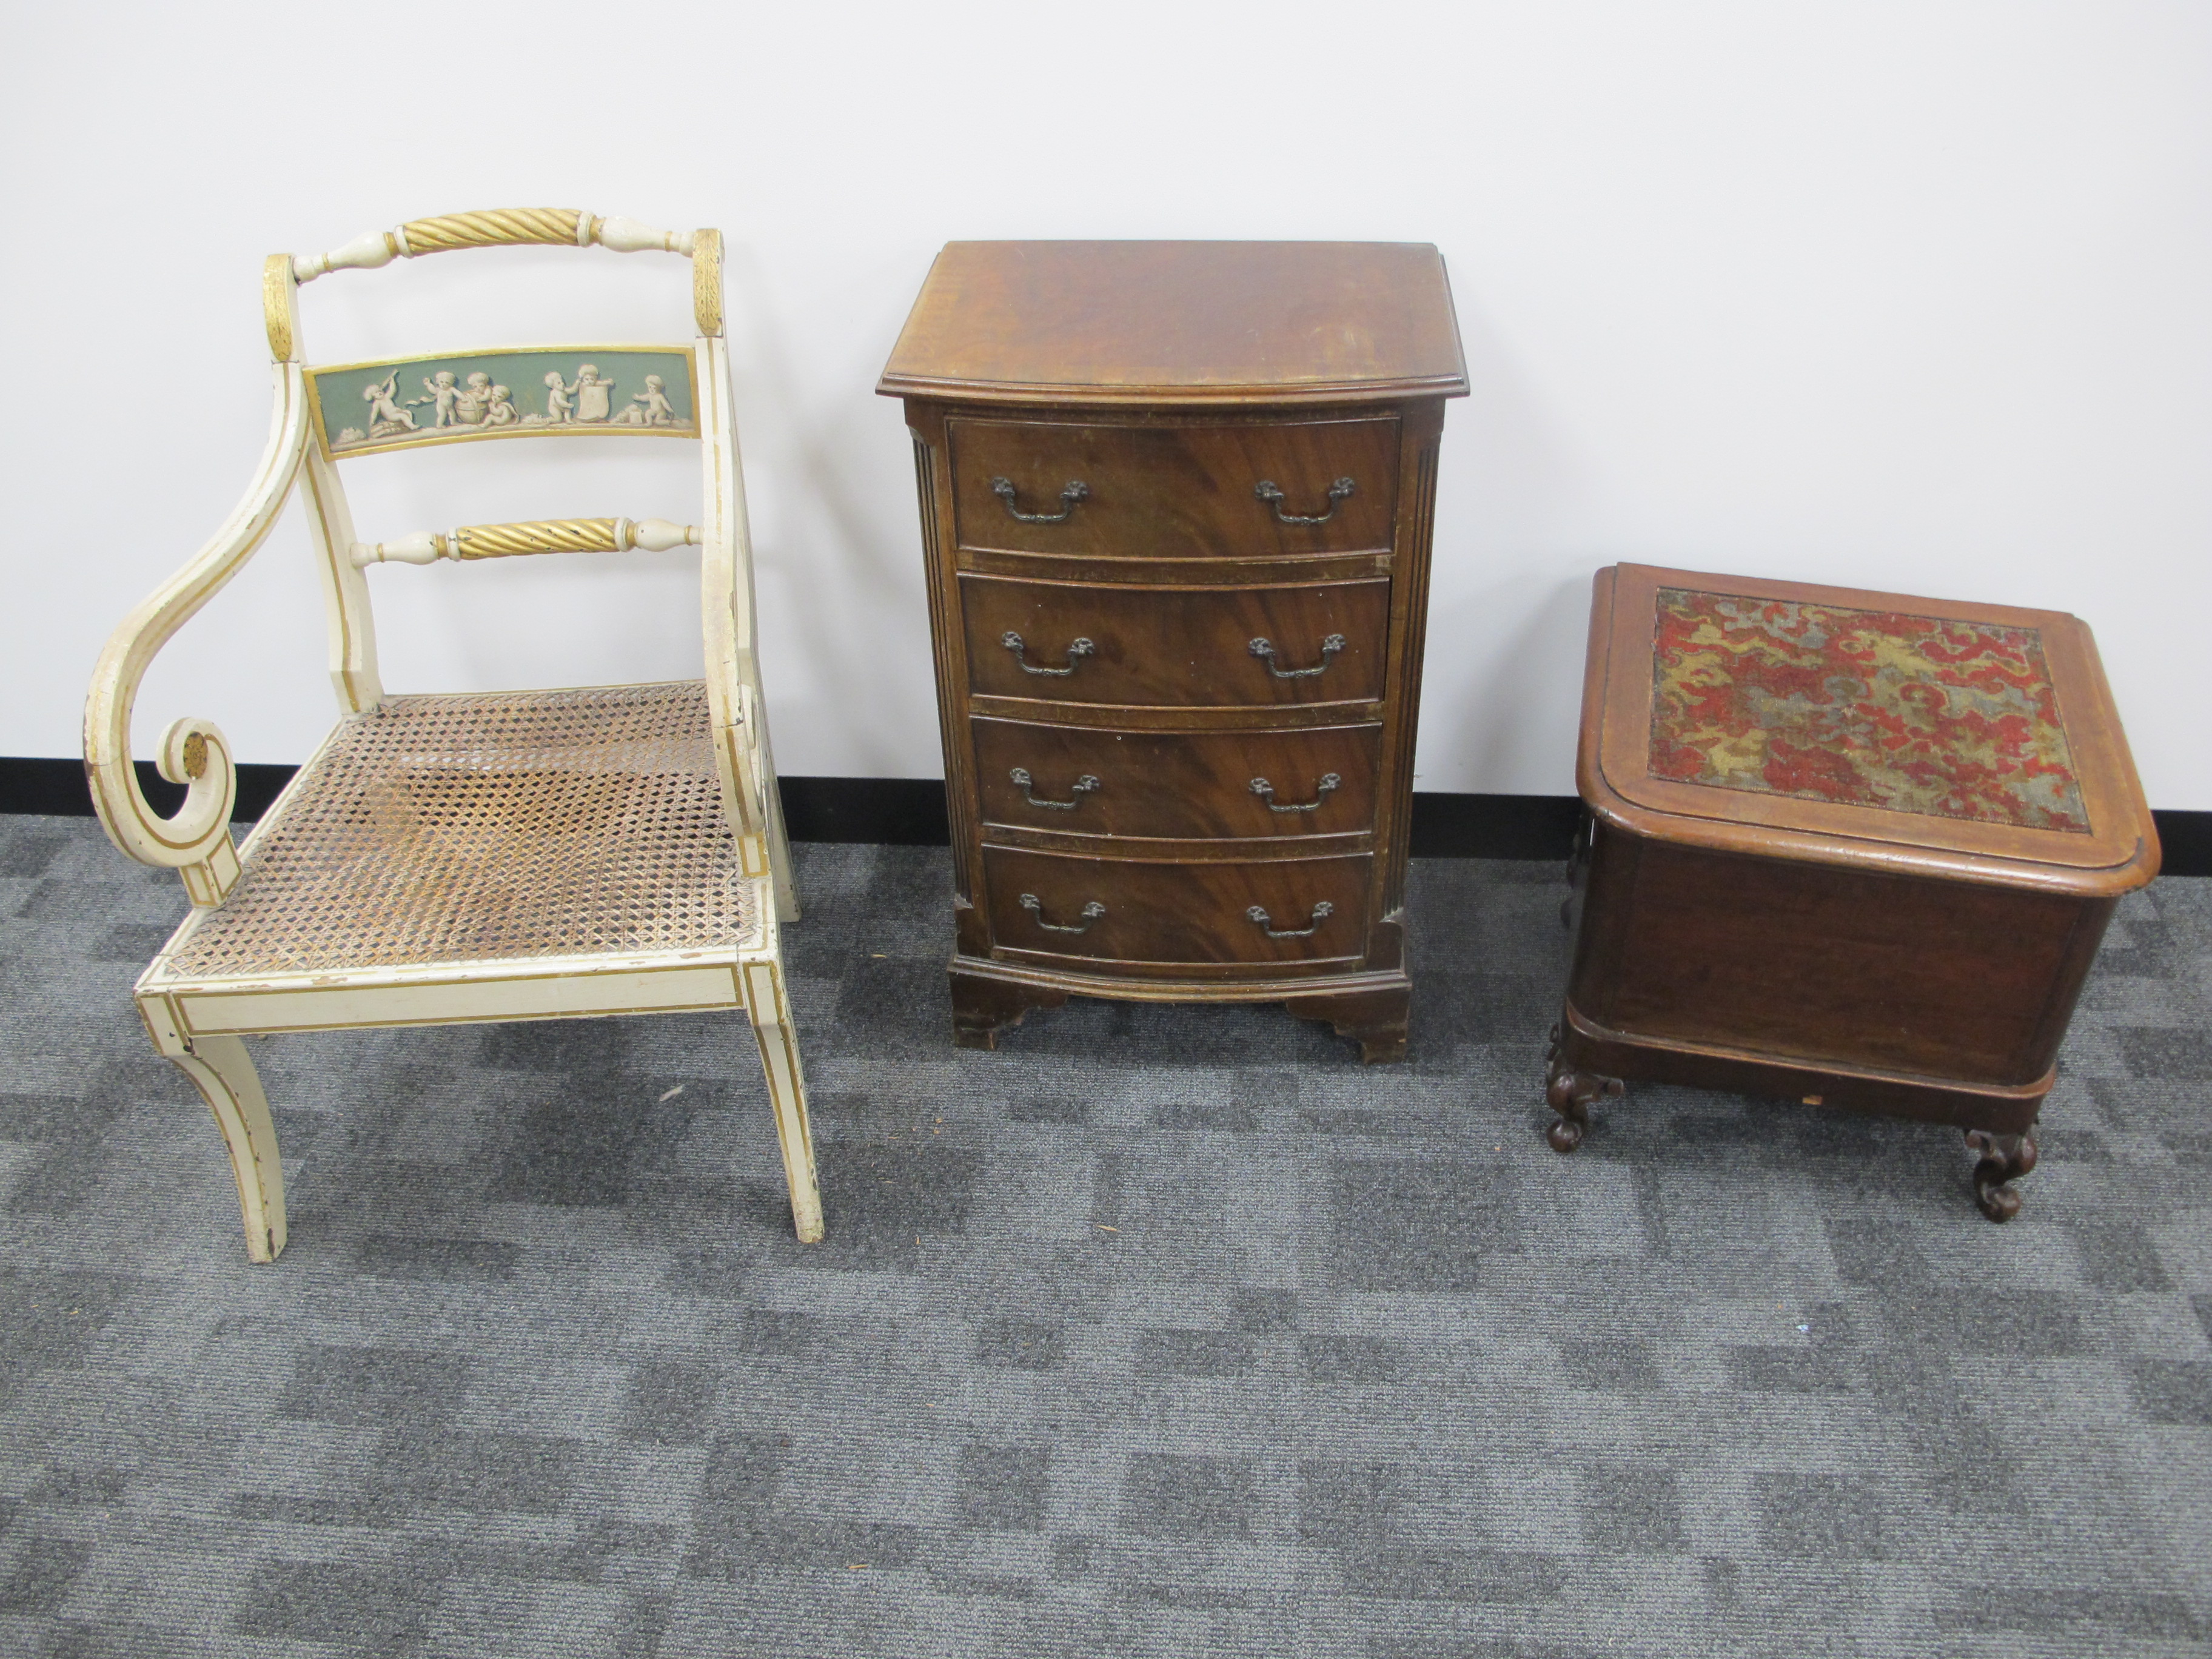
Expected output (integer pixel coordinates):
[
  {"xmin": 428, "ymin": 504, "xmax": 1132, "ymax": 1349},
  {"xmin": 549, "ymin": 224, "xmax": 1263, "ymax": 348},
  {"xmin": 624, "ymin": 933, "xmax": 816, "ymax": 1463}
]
[
  {"xmin": 152, "ymin": 683, "xmax": 760, "ymax": 984},
  {"xmin": 84, "ymin": 209, "xmax": 823, "ymax": 1260}
]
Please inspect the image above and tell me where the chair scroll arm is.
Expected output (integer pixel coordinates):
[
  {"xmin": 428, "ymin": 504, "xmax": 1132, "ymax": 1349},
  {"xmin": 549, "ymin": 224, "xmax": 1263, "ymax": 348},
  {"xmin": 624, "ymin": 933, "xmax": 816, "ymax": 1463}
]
[
  {"xmin": 292, "ymin": 210, "xmax": 698, "ymax": 282},
  {"xmin": 82, "ymin": 363, "xmax": 311, "ymax": 907}
]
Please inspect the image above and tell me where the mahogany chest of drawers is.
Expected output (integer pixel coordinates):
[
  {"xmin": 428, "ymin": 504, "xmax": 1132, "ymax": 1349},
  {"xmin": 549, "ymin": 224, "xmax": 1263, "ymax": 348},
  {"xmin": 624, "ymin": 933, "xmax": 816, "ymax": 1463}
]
[
  {"xmin": 879, "ymin": 242, "xmax": 1467, "ymax": 1058},
  {"xmin": 1549, "ymin": 563, "xmax": 2159, "ymax": 1219}
]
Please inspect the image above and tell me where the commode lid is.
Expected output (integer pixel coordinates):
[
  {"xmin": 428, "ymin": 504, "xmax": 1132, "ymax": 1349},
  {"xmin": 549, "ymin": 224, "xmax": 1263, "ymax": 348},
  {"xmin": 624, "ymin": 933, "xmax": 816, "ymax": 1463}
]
[{"xmin": 1581, "ymin": 563, "xmax": 2159, "ymax": 894}]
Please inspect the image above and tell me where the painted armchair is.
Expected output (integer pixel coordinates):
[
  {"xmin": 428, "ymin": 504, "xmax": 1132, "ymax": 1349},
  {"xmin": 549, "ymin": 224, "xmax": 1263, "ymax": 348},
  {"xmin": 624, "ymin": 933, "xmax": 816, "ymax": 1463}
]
[{"xmin": 82, "ymin": 208, "xmax": 822, "ymax": 1259}]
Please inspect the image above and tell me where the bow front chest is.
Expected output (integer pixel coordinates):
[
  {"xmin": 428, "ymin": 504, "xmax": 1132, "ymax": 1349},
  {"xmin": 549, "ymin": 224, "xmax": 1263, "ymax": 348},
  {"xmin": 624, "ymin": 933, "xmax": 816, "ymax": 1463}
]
[{"xmin": 880, "ymin": 242, "xmax": 1467, "ymax": 1057}]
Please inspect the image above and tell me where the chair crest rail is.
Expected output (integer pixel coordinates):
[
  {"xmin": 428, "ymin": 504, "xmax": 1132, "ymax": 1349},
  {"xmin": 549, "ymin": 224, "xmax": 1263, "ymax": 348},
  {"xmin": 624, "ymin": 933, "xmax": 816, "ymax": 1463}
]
[
  {"xmin": 278, "ymin": 213, "xmax": 725, "ymax": 352},
  {"xmin": 351, "ymin": 517, "xmax": 700, "ymax": 567},
  {"xmin": 292, "ymin": 210, "xmax": 696, "ymax": 283}
]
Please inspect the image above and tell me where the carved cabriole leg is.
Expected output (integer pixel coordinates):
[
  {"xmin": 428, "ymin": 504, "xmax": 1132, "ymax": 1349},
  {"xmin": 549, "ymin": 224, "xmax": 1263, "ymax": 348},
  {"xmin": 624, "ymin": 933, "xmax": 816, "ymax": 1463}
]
[
  {"xmin": 1282, "ymin": 984, "xmax": 1410, "ymax": 1064},
  {"xmin": 1544, "ymin": 1022, "xmax": 1624, "ymax": 1154},
  {"xmin": 740, "ymin": 959, "xmax": 823, "ymax": 1243},
  {"xmin": 166, "ymin": 1034, "xmax": 286, "ymax": 1262},
  {"xmin": 1965, "ymin": 1128, "xmax": 2039, "ymax": 1223},
  {"xmin": 950, "ymin": 968, "xmax": 1068, "ymax": 1050}
]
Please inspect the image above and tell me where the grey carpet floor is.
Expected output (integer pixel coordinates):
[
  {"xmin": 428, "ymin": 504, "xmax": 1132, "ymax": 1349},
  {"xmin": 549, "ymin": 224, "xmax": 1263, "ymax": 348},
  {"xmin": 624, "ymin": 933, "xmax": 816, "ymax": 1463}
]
[{"xmin": 1, "ymin": 812, "xmax": 2207, "ymax": 1658}]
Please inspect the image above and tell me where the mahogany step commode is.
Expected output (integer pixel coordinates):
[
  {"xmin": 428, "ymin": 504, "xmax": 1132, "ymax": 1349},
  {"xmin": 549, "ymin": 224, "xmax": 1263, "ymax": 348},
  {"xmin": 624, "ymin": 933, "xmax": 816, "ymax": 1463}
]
[{"xmin": 1550, "ymin": 563, "xmax": 2160, "ymax": 1219}]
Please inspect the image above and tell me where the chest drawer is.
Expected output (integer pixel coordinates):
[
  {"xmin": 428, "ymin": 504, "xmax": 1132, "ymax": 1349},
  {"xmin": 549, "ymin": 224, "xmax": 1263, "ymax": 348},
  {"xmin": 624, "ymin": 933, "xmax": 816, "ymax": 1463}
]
[
  {"xmin": 983, "ymin": 847, "xmax": 1370, "ymax": 965},
  {"xmin": 973, "ymin": 718, "xmax": 1380, "ymax": 841},
  {"xmin": 950, "ymin": 416, "xmax": 1399, "ymax": 559},
  {"xmin": 962, "ymin": 574, "xmax": 1389, "ymax": 707}
]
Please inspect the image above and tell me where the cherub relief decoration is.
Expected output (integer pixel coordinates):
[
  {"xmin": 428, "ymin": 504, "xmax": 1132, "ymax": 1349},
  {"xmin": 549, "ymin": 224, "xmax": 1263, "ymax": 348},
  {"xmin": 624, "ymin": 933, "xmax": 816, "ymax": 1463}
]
[
  {"xmin": 532, "ymin": 370, "xmax": 579, "ymax": 426},
  {"xmin": 359, "ymin": 370, "xmax": 417, "ymax": 440},
  {"xmin": 613, "ymin": 375, "xmax": 680, "ymax": 426},
  {"xmin": 518, "ymin": 364, "xmax": 619, "ymax": 427},
  {"xmin": 320, "ymin": 349, "xmax": 696, "ymax": 454},
  {"xmin": 574, "ymin": 364, "xmax": 617, "ymax": 423}
]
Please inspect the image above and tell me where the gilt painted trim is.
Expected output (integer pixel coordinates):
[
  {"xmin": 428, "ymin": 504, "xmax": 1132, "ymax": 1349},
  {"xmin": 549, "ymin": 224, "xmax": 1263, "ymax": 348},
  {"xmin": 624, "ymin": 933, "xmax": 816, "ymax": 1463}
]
[{"xmin": 261, "ymin": 255, "xmax": 299, "ymax": 363}]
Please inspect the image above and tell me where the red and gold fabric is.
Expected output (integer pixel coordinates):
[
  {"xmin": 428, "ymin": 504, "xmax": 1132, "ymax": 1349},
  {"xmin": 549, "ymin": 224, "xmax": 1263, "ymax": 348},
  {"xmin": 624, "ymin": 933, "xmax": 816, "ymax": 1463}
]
[{"xmin": 1649, "ymin": 587, "xmax": 2088, "ymax": 833}]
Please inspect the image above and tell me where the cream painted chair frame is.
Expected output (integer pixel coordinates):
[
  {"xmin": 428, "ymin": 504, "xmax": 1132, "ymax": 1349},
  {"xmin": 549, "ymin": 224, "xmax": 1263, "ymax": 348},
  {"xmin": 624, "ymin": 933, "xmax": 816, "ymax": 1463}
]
[{"xmin": 83, "ymin": 209, "xmax": 821, "ymax": 1259}]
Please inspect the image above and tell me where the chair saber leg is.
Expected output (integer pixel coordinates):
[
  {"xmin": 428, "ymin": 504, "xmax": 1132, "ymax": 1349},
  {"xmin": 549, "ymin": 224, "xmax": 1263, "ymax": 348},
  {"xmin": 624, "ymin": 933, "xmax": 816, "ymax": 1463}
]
[
  {"xmin": 742, "ymin": 959, "xmax": 822, "ymax": 1242},
  {"xmin": 167, "ymin": 1035, "xmax": 287, "ymax": 1262}
]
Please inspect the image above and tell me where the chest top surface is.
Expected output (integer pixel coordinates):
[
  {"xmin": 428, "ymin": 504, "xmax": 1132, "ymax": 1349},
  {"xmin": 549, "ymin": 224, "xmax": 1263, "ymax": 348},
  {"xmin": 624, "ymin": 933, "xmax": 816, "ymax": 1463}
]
[
  {"xmin": 877, "ymin": 241, "xmax": 1469, "ymax": 407},
  {"xmin": 1586, "ymin": 565, "xmax": 2157, "ymax": 890}
]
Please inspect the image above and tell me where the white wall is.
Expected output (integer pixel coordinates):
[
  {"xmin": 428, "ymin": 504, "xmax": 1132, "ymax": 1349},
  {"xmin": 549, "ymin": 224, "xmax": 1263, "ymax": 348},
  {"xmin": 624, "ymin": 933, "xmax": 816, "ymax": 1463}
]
[{"xmin": 8, "ymin": 1, "xmax": 2210, "ymax": 806}]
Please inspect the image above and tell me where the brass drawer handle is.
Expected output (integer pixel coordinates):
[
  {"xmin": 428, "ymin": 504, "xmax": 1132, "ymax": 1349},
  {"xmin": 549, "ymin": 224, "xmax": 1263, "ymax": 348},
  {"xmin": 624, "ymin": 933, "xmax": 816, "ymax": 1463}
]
[
  {"xmin": 991, "ymin": 477, "xmax": 1090, "ymax": 524},
  {"xmin": 1248, "ymin": 633, "xmax": 1346, "ymax": 679},
  {"xmin": 1002, "ymin": 631, "xmax": 1096, "ymax": 676},
  {"xmin": 1250, "ymin": 773, "xmax": 1341, "ymax": 813},
  {"xmin": 1011, "ymin": 768, "xmax": 1101, "ymax": 810},
  {"xmin": 1247, "ymin": 900, "xmax": 1334, "ymax": 939},
  {"xmin": 1255, "ymin": 477, "xmax": 1355, "ymax": 525},
  {"xmin": 1019, "ymin": 893, "xmax": 1106, "ymax": 934}
]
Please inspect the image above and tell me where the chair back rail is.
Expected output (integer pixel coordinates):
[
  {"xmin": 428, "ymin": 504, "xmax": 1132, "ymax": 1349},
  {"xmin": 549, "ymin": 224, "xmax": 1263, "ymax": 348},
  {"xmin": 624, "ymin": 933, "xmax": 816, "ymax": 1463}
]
[
  {"xmin": 352, "ymin": 517, "xmax": 699, "ymax": 566},
  {"xmin": 696, "ymin": 329, "xmax": 791, "ymax": 908},
  {"xmin": 307, "ymin": 346, "xmax": 701, "ymax": 460},
  {"xmin": 300, "ymin": 441, "xmax": 381, "ymax": 714}
]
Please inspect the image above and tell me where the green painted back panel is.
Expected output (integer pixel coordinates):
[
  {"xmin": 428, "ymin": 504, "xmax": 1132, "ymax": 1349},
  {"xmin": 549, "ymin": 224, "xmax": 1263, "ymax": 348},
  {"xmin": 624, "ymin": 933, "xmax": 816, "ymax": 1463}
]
[{"xmin": 307, "ymin": 346, "xmax": 699, "ymax": 458}]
